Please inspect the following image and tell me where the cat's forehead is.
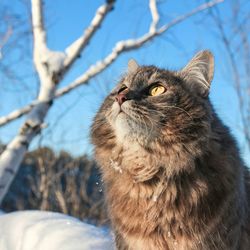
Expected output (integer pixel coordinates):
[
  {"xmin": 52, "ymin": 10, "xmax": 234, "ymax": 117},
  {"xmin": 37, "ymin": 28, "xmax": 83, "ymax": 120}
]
[
  {"xmin": 126, "ymin": 66, "xmax": 158, "ymax": 86},
  {"xmin": 123, "ymin": 66, "xmax": 176, "ymax": 89}
]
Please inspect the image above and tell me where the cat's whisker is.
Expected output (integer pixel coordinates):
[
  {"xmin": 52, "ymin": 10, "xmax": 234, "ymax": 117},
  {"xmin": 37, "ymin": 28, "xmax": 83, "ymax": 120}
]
[
  {"xmin": 131, "ymin": 108, "xmax": 156, "ymax": 139},
  {"xmin": 156, "ymin": 104, "xmax": 193, "ymax": 119}
]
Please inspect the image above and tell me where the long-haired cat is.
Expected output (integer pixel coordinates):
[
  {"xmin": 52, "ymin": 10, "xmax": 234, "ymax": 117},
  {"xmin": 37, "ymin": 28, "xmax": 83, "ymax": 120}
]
[{"xmin": 91, "ymin": 51, "xmax": 250, "ymax": 250}]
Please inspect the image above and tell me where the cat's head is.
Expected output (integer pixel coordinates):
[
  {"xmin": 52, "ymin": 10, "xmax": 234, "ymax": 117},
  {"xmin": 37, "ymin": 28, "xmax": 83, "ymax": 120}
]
[{"xmin": 92, "ymin": 51, "xmax": 214, "ymax": 151}]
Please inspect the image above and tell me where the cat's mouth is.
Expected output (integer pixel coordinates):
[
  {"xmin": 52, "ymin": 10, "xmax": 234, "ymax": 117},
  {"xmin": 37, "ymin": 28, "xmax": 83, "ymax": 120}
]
[
  {"xmin": 108, "ymin": 102, "xmax": 128, "ymax": 124},
  {"xmin": 114, "ymin": 102, "xmax": 129, "ymax": 116},
  {"xmin": 109, "ymin": 101, "xmax": 160, "ymax": 147},
  {"xmin": 117, "ymin": 106, "xmax": 123, "ymax": 114},
  {"xmin": 118, "ymin": 106, "xmax": 127, "ymax": 115}
]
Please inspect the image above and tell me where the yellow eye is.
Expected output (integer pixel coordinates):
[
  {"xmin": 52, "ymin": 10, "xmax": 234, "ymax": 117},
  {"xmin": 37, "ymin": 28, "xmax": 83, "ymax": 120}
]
[{"xmin": 149, "ymin": 85, "xmax": 166, "ymax": 96}]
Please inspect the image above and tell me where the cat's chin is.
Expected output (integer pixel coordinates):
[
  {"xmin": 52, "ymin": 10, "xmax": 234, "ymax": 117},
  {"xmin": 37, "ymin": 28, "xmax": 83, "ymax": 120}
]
[
  {"xmin": 114, "ymin": 112, "xmax": 135, "ymax": 143},
  {"xmin": 109, "ymin": 102, "xmax": 155, "ymax": 146},
  {"xmin": 114, "ymin": 113, "xmax": 153, "ymax": 148}
]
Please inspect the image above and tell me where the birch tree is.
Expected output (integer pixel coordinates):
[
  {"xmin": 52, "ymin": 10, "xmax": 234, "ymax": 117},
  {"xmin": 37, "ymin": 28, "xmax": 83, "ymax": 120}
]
[{"xmin": 0, "ymin": 0, "xmax": 223, "ymax": 204}]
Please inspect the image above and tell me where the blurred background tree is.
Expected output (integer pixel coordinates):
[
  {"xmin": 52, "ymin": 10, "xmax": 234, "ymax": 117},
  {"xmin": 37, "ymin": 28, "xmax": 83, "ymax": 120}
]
[
  {"xmin": 0, "ymin": 144, "xmax": 107, "ymax": 225},
  {"xmin": 209, "ymin": 1, "xmax": 250, "ymax": 151}
]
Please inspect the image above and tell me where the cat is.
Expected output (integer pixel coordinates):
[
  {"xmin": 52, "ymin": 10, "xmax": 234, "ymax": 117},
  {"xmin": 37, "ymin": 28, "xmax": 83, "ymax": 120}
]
[{"xmin": 91, "ymin": 50, "xmax": 250, "ymax": 250}]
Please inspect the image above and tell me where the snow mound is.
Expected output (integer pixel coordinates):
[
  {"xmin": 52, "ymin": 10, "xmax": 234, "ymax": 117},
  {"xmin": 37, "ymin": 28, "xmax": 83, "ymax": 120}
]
[{"xmin": 0, "ymin": 210, "xmax": 114, "ymax": 250}]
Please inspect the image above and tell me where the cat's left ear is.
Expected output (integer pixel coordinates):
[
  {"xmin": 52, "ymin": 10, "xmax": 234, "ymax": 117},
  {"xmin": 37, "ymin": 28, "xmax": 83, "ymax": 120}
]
[
  {"xmin": 180, "ymin": 50, "xmax": 214, "ymax": 97},
  {"xmin": 128, "ymin": 59, "xmax": 139, "ymax": 74}
]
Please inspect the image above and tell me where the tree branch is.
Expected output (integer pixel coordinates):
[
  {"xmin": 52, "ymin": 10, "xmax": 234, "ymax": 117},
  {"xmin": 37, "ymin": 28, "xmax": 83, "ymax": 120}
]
[
  {"xmin": 0, "ymin": 102, "xmax": 36, "ymax": 126},
  {"xmin": 55, "ymin": 0, "xmax": 224, "ymax": 97},
  {"xmin": 209, "ymin": 5, "xmax": 250, "ymax": 148},
  {"xmin": 149, "ymin": 0, "xmax": 160, "ymax": 33},
  {"xmin": 0, "ymin": 26, "xmax": 13, "ymax": 60},
  {"xmin": 62, "ymin": 1, "xmax": 115, "ymax": 72},
  {"xmin": 32, "ymin": 0, "xmax": 47, "ymax": 65}
]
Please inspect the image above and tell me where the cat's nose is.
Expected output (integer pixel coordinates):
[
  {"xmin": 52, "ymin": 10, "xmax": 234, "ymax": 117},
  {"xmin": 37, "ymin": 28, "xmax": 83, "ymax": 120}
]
[{"xmin": 116, "ymin": 93, "xmax": 127, "ymax": 105}]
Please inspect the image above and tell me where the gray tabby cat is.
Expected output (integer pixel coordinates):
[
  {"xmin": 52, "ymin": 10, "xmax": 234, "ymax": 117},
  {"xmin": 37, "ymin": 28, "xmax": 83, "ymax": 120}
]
[{"xmin": 91, "ymin": 51, "xmax": 250, "ymax": 250}]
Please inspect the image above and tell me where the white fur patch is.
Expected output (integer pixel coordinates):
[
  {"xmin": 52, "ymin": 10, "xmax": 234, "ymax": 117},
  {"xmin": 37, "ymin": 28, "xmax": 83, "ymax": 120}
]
[
  {"xmin": 114, "ymin": 113, "xmax": 132, "ymax": 142},
  {"xmin": 109, "ymin": 102, "xmax": 134, "ymax": 144}
]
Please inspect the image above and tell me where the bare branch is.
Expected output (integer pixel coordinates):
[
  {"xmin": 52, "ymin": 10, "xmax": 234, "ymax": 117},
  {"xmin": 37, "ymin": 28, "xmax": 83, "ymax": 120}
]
[
  {"xmin": 31, "ymin": 0, "xmax": 57, "ymax": 93},
  {"xmin": 31, "ymin": 0, "xmax": 47, "ymax": 57},
  {"xmin": 63, "ymin": 1, "xmax": 115, "ymax": 71},
  {"xmin": 0, "ymin": 102, "xmax": 36, "ymax": 127},
  {"xmin": 0, "ymin": 26, "xmax": 13, "ymax": 60},
  {"xmin": 31, "ymin": 0, "xmax": 46, "ymax": 49},
  {"xmin": 149, "ymin": 0, "xmax": 160, "ymax": 33},
  {"xmin": 55, "ymin": 0, "xmax": 224, "ymax": 97},
  {"xmin": 157, "ymin": 0, "xmax": 224, "ymax": 35},
  {"xmin": 209, "ymin": 5, "xmax": 250, "ymax": 149}
]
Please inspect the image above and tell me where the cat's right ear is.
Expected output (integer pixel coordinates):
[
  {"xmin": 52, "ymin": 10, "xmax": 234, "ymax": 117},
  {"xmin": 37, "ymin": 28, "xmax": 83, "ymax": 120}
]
[
  {"xmin": 128, "ymin": 59, "xmax": 139, "ymax": 74},
  {"xmin": 180, "ymin": 50, "xmax": 214, "ymax": 97}
]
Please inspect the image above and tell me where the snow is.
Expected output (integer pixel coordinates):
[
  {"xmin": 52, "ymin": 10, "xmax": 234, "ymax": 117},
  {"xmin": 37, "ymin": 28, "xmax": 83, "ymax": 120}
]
[{"xmin": 0, "ymin": 210, "xmax": 114, "ymax": 250}]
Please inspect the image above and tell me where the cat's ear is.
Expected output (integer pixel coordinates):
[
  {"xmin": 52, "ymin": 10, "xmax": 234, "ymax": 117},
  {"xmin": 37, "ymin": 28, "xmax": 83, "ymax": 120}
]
[
  {"xmin": 128, "ymin": 59, "xmax": 139, "ymax": 73},
  {"xmin": 180, "ymin": 50, "xmax": 214, "ymax": 97}
]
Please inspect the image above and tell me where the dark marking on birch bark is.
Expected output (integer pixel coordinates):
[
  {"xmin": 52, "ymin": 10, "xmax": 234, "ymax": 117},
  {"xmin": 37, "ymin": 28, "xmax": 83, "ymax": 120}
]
[
  {"xmin": 5, "ymin": 168, "xmax": 15, "ymax": 175},
  {"xmin": 47, "ymin": 99, "xmax": 53, "ymax": 106},
  {"xmin": 20, "ymin": 140, "xmax": 29, "ymax": 149}
]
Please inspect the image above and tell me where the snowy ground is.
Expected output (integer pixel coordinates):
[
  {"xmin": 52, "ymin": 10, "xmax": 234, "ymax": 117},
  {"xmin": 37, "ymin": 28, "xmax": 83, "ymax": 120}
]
[{"xmin": 0, "ymin": 210, "xmax": 114, "ymax": 250}]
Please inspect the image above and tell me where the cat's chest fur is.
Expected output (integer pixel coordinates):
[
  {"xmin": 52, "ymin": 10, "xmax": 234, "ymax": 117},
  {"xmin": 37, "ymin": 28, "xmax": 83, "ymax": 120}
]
[
  {"xmin": 97, "ymin": 141, "xmax": 248, "ymax": 250},
  {"xmin": 109, "ymin": 142, "xmax": 161, "ymax": 182},
  {"xmin": 102, "ymin": 143, "xmax": 206, "ymax": 250}
]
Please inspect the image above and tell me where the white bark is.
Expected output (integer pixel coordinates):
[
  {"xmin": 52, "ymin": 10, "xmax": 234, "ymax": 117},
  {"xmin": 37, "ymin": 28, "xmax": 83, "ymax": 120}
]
[
  {"xmin": 149, "ymin": 0, "xmax": 159, "ymax": 33},
  {"xmin": 0, "ymin": 0, "xmax": 55, "ymax": 204},
  {"xmin": 63, "ymin": 1, "xmax": 115, "ymax": 71},
  {"xmin": 0, "ymin": 101, "xmax": 37, "ymax": 126},
  {"xmin": 0, "ymin": 0, "xmax": 223, "ymax": 204}
]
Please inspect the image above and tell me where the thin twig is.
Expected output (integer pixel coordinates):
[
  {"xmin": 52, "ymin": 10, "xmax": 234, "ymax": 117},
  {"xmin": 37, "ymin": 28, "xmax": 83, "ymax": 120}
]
[{"xmin": 0, "ymin": 26, "xmax": 13, "ymax": 59}]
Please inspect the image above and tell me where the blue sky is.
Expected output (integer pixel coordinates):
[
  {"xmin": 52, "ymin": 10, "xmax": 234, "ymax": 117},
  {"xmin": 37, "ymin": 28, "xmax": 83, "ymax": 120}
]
[{"xmin": 0, "ymin": 0, "xmax": 249, "ymax": 166}]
